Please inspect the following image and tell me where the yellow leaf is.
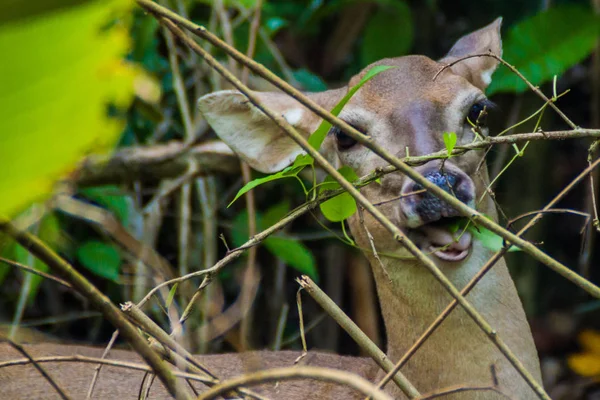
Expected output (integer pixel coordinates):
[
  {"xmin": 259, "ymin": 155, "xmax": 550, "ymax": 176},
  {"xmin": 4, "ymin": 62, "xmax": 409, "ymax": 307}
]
[
  {"xmin": 0, "ymin": 0, "xmax": 136, "ymax": 218},
  {"xmin": 567, "ymin": 353, "xmax": 600, "ymax": 378},
  {"xmin": 578, "ymin": 329, "xmax": 600, "ymax": 355}
]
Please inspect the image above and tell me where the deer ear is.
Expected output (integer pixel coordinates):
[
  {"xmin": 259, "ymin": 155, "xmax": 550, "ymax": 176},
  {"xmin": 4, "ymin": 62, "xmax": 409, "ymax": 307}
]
[
  {"xmin": 198, "ymin": 89, "xmax": 344, "ymax": 173},
  {"xmin": 440, "ymin": 18, "xmax": 503, "ymax": 90}
]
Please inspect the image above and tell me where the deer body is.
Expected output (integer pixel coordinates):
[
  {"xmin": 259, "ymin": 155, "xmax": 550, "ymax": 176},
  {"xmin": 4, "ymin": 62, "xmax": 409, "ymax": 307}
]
[{"xmin": 0, "ymin": 19, "xmax": 542, "ymax": 399}]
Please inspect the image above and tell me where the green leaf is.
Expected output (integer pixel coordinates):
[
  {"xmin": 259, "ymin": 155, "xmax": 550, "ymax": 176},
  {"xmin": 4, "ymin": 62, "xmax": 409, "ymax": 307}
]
[
  {"xmin": 487, "ymin": 6, "xmax": 600, "ymax": 95},
  {"xmin": 360, "ymin": 2, "xmax": 413, "ymax": 66},
  {"xmin": 0, "ymin": 0, "xmax": 136, "ymax": 218},
  {"xmin": 166, "ymin": 283, "xmax": 178, "ymax": 309},
  {"xmin": 79, "ymin": 186, "xmax": 131, "ymax": 224},
  {"xmin": 443, "ymin": 132, "xmax": 457, "ymax": 156},
  {"xmin": 264, "ymin": 237, "xmax": 318, "ymax": 281},
  {"xmin": 468, "ymin": 226, "xmax": 520, "ymax": 253},
  {"xmin": 228, "ymin": 165, "xmax": 303, "ymax": 207},
  {"xmin": 308, "ymin": 65, "xmax": 395, "ymax": 151},
  {"xmin": 319, "ymin": 166, "xmax": 359, "ymax": 222},
  {"xmin": 76, "ymin": 241, "xmax": 121, "ymax": 282},
  {"xmin": 293, "ymin": 68, "xmax": 328, "ymax": 91}
]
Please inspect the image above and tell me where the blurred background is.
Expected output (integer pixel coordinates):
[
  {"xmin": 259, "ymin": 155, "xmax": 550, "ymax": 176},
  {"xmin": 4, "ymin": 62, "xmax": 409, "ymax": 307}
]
[{"xmin": 0, "ymin": 0, "xmax": 599, "ymax": 398}]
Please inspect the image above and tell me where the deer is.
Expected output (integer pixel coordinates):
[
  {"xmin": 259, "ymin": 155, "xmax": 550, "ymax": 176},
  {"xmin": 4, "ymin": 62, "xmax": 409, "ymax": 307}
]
[{"xmin": 0, "ymin": 19, "xmax": 543, "ymax": 399}]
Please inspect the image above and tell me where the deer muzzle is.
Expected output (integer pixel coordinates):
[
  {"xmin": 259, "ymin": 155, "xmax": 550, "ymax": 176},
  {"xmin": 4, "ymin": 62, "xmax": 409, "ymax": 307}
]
[{"xmin": 400, "ymin": 164, "xmax": 476, "ymax": 262}]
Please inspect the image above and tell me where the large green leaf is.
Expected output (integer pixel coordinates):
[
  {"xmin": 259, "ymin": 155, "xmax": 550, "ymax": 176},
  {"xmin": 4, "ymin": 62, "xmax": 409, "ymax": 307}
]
[
  {"xmin": 76, "ymin": 240, "xmax": 121, "ymax": 282},
  {"xmin": 0, "ymin": 0, "xmax": 136, "ymax": 218},
  {"xmin": 488, "ymin": 6, "xmax": 600, "ymax": 95},
  {"xmin": 264, "ymin": 237, "xmax": 318, "ymax": 281},
  {"xmin": 360, "ymin": 2, "xmax": 413, "ymax": 66}
]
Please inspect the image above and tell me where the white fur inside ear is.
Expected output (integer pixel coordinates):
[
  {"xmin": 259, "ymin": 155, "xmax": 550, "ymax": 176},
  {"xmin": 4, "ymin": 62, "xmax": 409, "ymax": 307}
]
[
  {"xmin": 198, "ymin": 90, "xmax": 306, "ymax": 173},
  {"xmin": 481, "ymin": 67, "xmax": 495, "ymax": 86},
  {"xmin": 283, "ymin": 108, "xmax": 304, "ymax": 125}
]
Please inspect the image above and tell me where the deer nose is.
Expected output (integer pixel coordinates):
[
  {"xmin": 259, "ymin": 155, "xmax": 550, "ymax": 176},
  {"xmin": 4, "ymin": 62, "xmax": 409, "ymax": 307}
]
[{"xmin": 400, "ymin": 168, "xmax": 475, "ymax": 227}]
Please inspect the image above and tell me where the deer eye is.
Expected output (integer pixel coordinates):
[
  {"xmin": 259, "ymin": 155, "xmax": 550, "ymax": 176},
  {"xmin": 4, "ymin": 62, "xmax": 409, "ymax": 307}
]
[
  {"xmin": 466, "ymin": 99, "xmax": 495, "ymax": 128},
  {"xmin": 331, "ymin": 125, "xmax": 359, "ymax": 151}
]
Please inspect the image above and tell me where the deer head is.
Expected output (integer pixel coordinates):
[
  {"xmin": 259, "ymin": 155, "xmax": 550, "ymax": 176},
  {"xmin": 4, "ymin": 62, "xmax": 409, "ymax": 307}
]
[{"xmin": 199, "ymin": 19, "xmax": 503, "ymax": 265}]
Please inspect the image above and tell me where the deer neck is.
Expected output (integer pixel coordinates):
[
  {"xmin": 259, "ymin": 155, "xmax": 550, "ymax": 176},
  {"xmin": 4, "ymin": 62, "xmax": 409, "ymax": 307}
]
[{"xmin": 362, "ymin": 240, "xmax": 542, "ymax": 398}]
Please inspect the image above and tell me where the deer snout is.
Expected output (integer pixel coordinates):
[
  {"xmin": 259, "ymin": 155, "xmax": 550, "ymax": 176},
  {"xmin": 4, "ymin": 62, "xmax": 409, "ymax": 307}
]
[{"xmin": 400, "ymin": 166, "xmax": 475, "ymax": 228}]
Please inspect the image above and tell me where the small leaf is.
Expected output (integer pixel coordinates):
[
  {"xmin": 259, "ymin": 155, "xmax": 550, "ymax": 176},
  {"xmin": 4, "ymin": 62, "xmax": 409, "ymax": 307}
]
[
  {"xmin": 307, "ymin": 65, "xmax": 396, "ymax": 151},
  {"xmin": 229, "ymin": 165, "xmax": 302, "ymax": 207},
  {"xmin": 264, "ymin": 237, "xmax": 318, "ymax": 281},
  {"xmin": 166, "ymin": 283, "xmax": 179, "ymax": 309},
  {"xmin": 318, "ymin": 167, "xmax": 359, "ymax": 222},
  {"xmin": 468, "ymin": 225, "xmax": 520, "ymax": 253},
  {"xmin": 443, "ymin": 132, "xmax": 457, "ymax": 156},
  {"xmin": 76, "ymin": 241, "xmax": 121, "ymax": 282}
]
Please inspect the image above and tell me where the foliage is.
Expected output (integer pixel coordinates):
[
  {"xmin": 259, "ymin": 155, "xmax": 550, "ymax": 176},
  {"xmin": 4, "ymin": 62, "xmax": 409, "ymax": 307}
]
[{"xmin": 488, "ymin": 5, "xmax": 600, "ymax": 94}]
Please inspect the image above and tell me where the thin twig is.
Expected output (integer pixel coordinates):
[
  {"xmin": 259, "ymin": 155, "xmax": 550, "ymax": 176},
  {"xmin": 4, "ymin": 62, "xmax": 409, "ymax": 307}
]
[
  {"xmin": 0, "ymin": 354, "xmax": 216, "ymax": 384},
  {"xmin": 85, "ymin": 330, "xmax": 119, "ymax": 400},
  {"xmin": 0, "ymin": 256, "xmax": 72, "ymax": 289},
  {"xmin": 196, "ymin": 366, "xmax": 394, "ymax": 400}
]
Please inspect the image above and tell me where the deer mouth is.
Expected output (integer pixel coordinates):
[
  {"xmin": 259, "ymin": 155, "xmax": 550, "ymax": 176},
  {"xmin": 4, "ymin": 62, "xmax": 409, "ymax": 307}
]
[{"xmin": 410, "ymin": 218, "xmax": 472, "ymax": 262}]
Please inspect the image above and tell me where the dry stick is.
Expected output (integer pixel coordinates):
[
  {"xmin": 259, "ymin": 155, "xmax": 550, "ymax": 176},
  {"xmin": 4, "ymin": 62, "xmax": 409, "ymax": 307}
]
[
  {"xmin": 0, "ymin": 221, "xmax": 194, "ymax": 400},
  {"xmin": 0, "ymin": 355, "xmax": 216, "ymax": 384},
  {"xmin": 85, "ymin": 330, "xmax": 119, "ymax": 400},
  {"xmin": 0, "ymin": 256, "xmax": 72, "ymax": 289},
  {"xmin": 375, "ymin": 157, "xmax": 600, "ymax": 393},
  {"xmin": 4, "ymin": 339, "xmax": 72, "ymax": 400},
  {"xmin": 137, "ymin": 0, "xmax": 600, "ymax": 299},
  {"xmin": 297, "ymin": 276, "xmax": 420, "ymax": 398},
  {"xmin": 196, "ymin": 366, "xmax": 394, "ymax": 400},
  {"xmin": 157, "ymin": 17, "xmax": 551, "ymax": 400}
]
